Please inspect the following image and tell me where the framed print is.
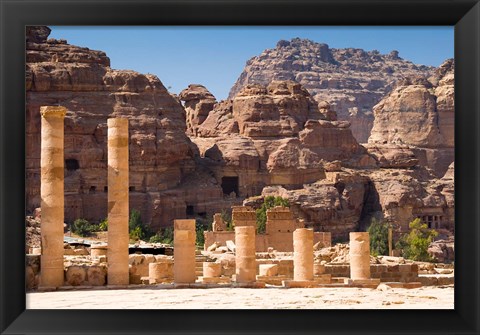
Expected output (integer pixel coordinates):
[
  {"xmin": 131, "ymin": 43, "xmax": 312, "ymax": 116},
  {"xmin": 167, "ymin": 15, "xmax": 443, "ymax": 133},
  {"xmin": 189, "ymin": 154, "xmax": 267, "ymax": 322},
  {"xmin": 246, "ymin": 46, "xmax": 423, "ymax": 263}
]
[{"xmin": 1, "ymin": 0, "xmax": 479, "ymax": 334}]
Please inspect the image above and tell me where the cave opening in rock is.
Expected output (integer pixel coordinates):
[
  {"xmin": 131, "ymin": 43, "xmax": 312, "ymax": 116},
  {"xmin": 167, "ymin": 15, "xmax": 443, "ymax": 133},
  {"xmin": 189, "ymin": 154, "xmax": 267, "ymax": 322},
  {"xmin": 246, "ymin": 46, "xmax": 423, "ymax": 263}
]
[
  {"xmin": 186, "ymin": 205, "xmax": 194, "ymax": 216},
  {"xmin": 358, "ymin": 180, "xmax": 382, "ymax": 231},
  {"xmin": 65, "ymin": 158, "xmax": 79, "ymax": 171},
  {"xmin": 221, "ymin": 176, "xmax": 239, "ymax": 196}
]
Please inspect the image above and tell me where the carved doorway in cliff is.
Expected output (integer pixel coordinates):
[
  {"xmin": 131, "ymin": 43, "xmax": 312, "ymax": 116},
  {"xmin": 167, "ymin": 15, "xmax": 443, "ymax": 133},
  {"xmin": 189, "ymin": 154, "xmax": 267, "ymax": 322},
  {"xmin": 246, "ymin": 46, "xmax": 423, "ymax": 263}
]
[{"xmin": 221, "ymin": 176, "xmax": 239, "ymax": 197}]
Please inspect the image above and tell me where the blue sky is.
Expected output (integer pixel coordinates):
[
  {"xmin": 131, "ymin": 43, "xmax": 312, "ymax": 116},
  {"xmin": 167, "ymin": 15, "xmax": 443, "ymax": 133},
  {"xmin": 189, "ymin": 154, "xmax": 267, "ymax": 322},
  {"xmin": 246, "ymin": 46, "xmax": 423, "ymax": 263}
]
[{"xmin": 49, "ymin": 26, "xmax": 454, "ymax": 100}]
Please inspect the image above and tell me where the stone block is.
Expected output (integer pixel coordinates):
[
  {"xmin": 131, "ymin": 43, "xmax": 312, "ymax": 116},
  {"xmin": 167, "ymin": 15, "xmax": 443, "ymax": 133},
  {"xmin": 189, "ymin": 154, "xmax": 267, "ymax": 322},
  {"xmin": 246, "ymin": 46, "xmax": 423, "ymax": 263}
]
[
  {"xmin": 283, "ymin": 280, "xmax": 318, "ymax": 288},
  {"xmin": 63, "ymin": 248, "xmax": 76, "ymax": 255},
  {"xmin": 66, "ymin": 266, "xmax": 86, "ymax": 286},
  {"xmin": 403, "ymin": 282, "xmax": 422, "ymax": 289},
  {"xmin": 437, "ymin": 276, "xmax": 454, "ymax": 286},
  {"xmin": 256, "ymin": 275, "xmax": 289, "ymax": 286},
  {"xmin": 398, "ymin": 264, "xmax": 412, "ymax": 272},
  {"xmin": 344, "ymin": 278, "xmax": 380, "ymax": 287},
  {"xmin": 200, "ymin": 276, "xmax": 232, "ymax": 284},
  {"xmin": 203, "ymin": 262, "xmax": 222, "ymax": 278},
  {"xmin": 314, "ymin": 263, "xmax": 325, "ymax": 276},
  {"xmin": 259, "ymin": 264, "xmax": 279, "ymax": 277},
  {"xmin": 129, "ymin": 274, "xmax": 142, "ymax": 285},
  {"xmin": 87, "ymin": 266, "xmax": 106, "ymax": 286},
  {"xmin": 226, "ymin": 240, "xmax": 236, "ymax": 252},
  {"xmin": 314, "ymin": 274, "xmax": 332, "ymax": 284},
  {"xmin": 149, "ymin": 261, "xmax": 173, "ymax": 284},
  {"xmin": 73, "ymin": 248, "xmax": 89, "ymax": 256},
  {"xmin": 90, "ymin": 246, "xmax": 108, "ymax": 258}
]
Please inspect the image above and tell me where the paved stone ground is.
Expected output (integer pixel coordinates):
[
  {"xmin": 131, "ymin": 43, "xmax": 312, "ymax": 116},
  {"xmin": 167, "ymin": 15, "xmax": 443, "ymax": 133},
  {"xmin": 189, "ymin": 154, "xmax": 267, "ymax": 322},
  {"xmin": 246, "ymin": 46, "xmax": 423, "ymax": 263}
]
[{"xmin": 27, "ymin": 285, "xmax": 454, "ymax": 309}]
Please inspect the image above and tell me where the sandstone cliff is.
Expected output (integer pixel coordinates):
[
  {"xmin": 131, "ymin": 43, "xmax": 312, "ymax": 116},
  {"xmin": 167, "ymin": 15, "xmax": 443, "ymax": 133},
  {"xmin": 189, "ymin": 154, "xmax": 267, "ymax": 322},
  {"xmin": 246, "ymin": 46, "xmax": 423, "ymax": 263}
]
[
  {"xmin": 26, "ymin": 26, "xmax": 233, "ymax": 229},
  {"xmin": 26, "ymin": 27, "xmax": 454, "ymax": 240},
  {"xmin": 229, "ymin": 38, "xmax": 434, "ymax": 142},
  {"xmin": 368, "ymin": 59, "xmax": 454, "ymax": 176}
]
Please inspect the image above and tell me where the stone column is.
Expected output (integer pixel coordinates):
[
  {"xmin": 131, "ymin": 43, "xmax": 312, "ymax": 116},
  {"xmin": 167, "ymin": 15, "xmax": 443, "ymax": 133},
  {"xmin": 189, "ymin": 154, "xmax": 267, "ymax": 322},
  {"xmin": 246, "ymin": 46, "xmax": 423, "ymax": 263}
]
[
  {"xmin": 293, "ymin": 228, "xmax": 314, "ymax": 281},
  {"xmin": 174, "ymin": 219, "xmax": 196, "ymax": 283},
  {"xmin": 40, "ymin": 106, "xmax": 66, "ymax": 288},
  {"xmin": 349, "ymin": 232, "xmax": 371, "ymax": 280},
  {"xmin": 235, "ymin": 226, "xmax": 256, "ymax": 283},
  {"xmin": 107, "ymin": 118, "xmax": 129, "ymax": 285}
]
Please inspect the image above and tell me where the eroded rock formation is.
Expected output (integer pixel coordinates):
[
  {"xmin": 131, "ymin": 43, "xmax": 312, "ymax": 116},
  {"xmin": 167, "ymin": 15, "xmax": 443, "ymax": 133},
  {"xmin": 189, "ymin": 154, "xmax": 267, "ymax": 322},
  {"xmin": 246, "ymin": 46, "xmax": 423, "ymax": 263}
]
[
  {"xmin": 26, "ymin": 26, "xmax": 231, "ymax": 229},
  {"xmin": 368, "ymin": 59, "xmax": 454, "ymax": 176},
  {"xmin": 229, "ymin": 38, "xmax": 434, "ymax": 142},
  {"xmin": 26, "ymin": 27, "xmax": 454, "ymax": 241}
]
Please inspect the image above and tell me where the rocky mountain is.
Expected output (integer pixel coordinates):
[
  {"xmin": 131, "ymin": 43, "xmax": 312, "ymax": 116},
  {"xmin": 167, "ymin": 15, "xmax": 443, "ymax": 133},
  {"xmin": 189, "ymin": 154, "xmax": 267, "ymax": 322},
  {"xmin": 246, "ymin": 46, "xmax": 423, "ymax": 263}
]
[
  {"xmin": 26, "ymin": 27, "xmax": 454, "ymax": 239},
  {"xmin": 26, "ymin": 26, "xmax": 236, "ymax": 229},
  {"xmin": 181, "ymin": 78, "xmax": 453, "ymax": 238},
  {"xmin": 229, "ymin": 38, "xmax": 435, "ymax": 142},
  {"xmin": 367, "ymin": 59, "xmax": 454, "ymax": 176}
]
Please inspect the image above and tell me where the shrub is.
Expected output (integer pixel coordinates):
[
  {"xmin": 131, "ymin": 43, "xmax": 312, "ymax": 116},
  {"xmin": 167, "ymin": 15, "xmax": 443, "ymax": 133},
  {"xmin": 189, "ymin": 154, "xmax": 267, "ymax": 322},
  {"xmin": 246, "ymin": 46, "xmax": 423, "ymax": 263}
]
[
  {"xmin": 255, "ymin": 196, "xmax": 290, "ymax": 234},
  {"xmin": 97, "ymin": 218, "xmax": 108, "ymax": 231},
  {"xmin": 196, "ymin": 222, "xmax": 207, "ymax": 247},
  {"xmin": 396, "ymin": 218, "xmax": 438, "ymax": 262},
  {"xmin": 128, "ymin": 209, "xmax": 153, "ymax": 241},
  {"xmin": 71, "ymin": 218, "xmax": 96, "ymax": 237},
  {"xmin": 367, "ymin": 218, "xmax": 390, "ymax": 256},
  {"xmin": 221, "ymin": 209, "xmax": 233, "ymax": 231},
  {"xmin": 149, "ymin": 227, "xmax": 174, "ymax": 244}
]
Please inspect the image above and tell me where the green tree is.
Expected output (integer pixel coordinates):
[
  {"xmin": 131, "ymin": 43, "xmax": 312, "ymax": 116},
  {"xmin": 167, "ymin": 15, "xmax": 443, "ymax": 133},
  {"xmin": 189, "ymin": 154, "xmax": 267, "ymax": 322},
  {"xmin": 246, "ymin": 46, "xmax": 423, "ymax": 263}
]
[
  {"xmin": 128, "ymin": 209, "xmax": 153, "ymax": 241},
  {"xmin": 367, "ymin": 218, "xmax": 389, "ymax": 256},
  {"xmin": 255, "ymin": 196, "xmax": 290, "ymax": 234},
  {"xmin": 196, "ymin": 222, "xmax": 206, "ymax": 247},
  {"xmin": 221, "ymin": 209, "xmax": 233, "ymax": 231},
  {"xmin": 97, "ymin": 218, "xmax": 108, "ymax": 231},
  {"xmin": 149, "ymin": 227, "xmax": 174, "ymax": 245},
  {"xmin": 71, "ymin": 218, "xmax": 95, "ymax": 237},
  {"xmin": 396, "ymin": 218, "xmax": 438, "ymax": 262}
]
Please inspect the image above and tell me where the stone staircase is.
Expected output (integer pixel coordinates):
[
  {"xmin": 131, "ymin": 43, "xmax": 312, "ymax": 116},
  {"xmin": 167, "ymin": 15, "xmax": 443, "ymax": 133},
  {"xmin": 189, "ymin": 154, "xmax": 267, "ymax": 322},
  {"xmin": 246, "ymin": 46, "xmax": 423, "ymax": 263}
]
[{"xmin": 195, "ymin": 251, "xmax": 208, "ymax": 277}]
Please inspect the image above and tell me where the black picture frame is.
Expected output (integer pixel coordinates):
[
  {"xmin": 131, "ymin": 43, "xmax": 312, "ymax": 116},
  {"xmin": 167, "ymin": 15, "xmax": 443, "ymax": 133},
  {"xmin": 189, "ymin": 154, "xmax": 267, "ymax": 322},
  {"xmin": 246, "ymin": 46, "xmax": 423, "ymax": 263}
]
[{"xmin": 1, "ymin": 0, "xmax": 479, "ymax": 334}]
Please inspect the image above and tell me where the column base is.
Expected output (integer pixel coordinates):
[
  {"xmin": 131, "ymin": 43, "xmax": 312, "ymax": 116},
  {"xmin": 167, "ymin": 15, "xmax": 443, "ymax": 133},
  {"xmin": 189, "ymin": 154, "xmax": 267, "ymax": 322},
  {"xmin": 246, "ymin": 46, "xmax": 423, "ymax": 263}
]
[{"xmin": 282, "ymin": 280, "xmax": 319, "ymax": 288}]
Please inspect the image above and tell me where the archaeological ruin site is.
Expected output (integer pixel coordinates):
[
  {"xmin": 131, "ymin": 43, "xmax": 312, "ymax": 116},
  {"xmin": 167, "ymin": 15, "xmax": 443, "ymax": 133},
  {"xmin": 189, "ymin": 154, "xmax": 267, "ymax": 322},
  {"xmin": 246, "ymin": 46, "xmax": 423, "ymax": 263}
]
[{"xmin": 25, "ymin": 26, "xmax": 455, "ymax": 308}]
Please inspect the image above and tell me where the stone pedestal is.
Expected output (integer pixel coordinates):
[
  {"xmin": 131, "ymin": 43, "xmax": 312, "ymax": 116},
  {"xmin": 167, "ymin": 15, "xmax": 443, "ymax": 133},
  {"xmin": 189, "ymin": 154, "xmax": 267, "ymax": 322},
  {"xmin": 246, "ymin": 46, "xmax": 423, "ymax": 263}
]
[
  {"xmin": 174, "ymin": 219, "xmax": 196, "ymax": 283},
  {"xmin": 40, "ymin": 106, "xmax": 66, "ymax": 288},
  {"xmin": 203, "ymin": 262, "xmax": 222, "ymax": 278},
  {"xmin": 293, "ymin": 228, "xmax": 314, "ymax": 281},
  {"xmin": 149, "ymin": 261, "xmax": 173, "ymax": 284},
  {"xmin": 235, "ymin": 226, "xmax": 256, "ymax": 283},
  {"xmin": 107, "ymin": 118, "xmax": 129, "ymax": 286},
  {"xmin": 90, "ymin": 245, "xmax": 108, "ymax": 258},
  {"xmin": 349, "ymin": 232, "xmax": 371, "ymax": 280},
  {"xmin": 259, "ymin": 264, "xmax": 278, "ymax": 277}
]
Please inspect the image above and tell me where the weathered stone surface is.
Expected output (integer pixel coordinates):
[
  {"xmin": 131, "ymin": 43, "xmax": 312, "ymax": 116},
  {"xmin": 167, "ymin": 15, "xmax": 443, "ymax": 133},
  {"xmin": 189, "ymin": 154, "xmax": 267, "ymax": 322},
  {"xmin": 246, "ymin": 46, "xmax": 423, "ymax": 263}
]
[
  {"xmin": 179, "ymin": 84, "xmax": 217, "ymax": 136},
  {"xmin": 257, "ymin": 164, "xmax": 454, "ymax": 238},
  {"xmin": 25, "ymin": 26, "xmax": 234, "ymax": 231},
  {"xmin": 229, "ymin": 38, "xmax": 434, "ymax": 142},
  {"xmin": 26, "ymin": 27, "xmax": 454, "ymax": 246},
  {"xmin": 368, "ymin": 59, "xmax": 454, "ymax": 176},
  {"xmin": 87, "ymin": 266, "xmax": 107, "ymax": 286},
  {"xmin": 66, "ymin": 266, "xmax": 86, "ymax": 286}
]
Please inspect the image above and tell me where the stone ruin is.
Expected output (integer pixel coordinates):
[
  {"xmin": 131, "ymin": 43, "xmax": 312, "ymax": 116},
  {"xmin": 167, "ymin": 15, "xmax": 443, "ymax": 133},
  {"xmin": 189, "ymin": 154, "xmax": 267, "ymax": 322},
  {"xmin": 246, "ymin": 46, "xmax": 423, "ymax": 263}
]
[
  {"xmin": 27, "ymin": 105, "xmax": 451, "ymax": 291},
  {"xmin": 204, "ymin": 206, "xmax": 331, "ymax": 253}
]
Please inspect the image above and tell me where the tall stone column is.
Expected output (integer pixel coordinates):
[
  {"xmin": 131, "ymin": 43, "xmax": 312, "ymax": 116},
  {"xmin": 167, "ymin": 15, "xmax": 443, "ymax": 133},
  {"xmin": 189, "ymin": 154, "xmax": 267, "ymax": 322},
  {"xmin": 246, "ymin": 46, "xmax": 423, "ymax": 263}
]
[
  {"xmin": 349, "ymin": 232, "xmax": 371, "ymax": 280},
  {"xmin": 40, "ymin": 106, "xmax": 66, "ymax": 288},
  {"xmin": 107, "ymin": 118, "xmax": 129, "ymax": 285},
  {"xmin": 235, "ymin": 226, "xmax": 256, "ymax": 283},
  {"xmin": 293, "ymin": 228, "xmax": 314, "ymax": 281},
  {"xmin": 173, "ymin": 219, "xmax": 196, "ymax": 283}
]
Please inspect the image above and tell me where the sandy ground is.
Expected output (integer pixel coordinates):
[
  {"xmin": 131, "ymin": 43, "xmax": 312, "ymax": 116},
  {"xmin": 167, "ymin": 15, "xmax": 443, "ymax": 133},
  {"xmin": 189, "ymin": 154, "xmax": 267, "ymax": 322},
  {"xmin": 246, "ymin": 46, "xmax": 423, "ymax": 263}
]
[{"xmin": 27, "ymin": 285, "xmax": 454, "ymax": 309}]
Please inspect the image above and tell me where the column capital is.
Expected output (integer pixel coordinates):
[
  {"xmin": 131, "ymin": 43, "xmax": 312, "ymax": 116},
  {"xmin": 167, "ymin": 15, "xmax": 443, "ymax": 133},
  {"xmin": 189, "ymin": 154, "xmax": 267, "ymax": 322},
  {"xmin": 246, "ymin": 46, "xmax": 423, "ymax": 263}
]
[{"xmin": 40, "ymin": 106, "xmax": 67, "ymax": 118}]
